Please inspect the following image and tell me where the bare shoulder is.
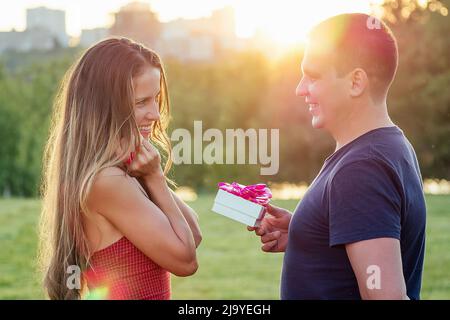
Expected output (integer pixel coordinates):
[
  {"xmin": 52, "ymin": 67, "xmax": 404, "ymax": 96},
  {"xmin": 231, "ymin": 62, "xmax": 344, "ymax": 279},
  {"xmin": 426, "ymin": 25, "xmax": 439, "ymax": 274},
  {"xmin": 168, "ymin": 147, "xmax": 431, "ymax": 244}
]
[
  {"xmin": 84, "ymin": 167, "xmax": 131, "ymax": 250},
  {"xmin": 87, "ymin": 166, "xmax": 139, "ymax": 212},
  {"xmin": 96, "ymin": 166, "xmax": 128, "ymax": 179},
  {"xmin": 91, "ymin": 166, "xmax": 129, "ymax": 193}
]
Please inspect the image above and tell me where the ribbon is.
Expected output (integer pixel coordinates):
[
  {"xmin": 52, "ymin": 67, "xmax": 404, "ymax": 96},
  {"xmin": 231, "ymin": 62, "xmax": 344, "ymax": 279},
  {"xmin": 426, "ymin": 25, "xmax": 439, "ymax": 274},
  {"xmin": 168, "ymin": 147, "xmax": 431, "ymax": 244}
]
[{"xmin": 218, "ymin": 182, "xmax": 272, "ymax": 206}]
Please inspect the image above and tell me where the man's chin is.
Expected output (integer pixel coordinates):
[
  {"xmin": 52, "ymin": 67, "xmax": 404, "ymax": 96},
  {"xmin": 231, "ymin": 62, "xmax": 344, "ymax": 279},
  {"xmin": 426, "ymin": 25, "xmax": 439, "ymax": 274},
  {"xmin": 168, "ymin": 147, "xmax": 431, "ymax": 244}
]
[{"xmin": 311, "ymin": 117, "xmax": 324, "ymax": 129}]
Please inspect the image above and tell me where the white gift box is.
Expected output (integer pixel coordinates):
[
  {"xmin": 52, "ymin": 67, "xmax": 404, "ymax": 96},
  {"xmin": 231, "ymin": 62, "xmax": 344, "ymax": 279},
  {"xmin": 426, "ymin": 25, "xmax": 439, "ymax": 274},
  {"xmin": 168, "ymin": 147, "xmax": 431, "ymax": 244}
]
[{"xmin": 212, "ymin": 189, "xmax": 266, "ymax": 227}]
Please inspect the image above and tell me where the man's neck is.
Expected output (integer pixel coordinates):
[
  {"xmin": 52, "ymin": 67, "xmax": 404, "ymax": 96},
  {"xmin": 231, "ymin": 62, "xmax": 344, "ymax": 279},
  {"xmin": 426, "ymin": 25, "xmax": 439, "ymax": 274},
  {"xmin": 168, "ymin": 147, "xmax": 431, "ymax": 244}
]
[{"xmin": 331, "ymin": 101, "xmax": 395, "ymax": 151}]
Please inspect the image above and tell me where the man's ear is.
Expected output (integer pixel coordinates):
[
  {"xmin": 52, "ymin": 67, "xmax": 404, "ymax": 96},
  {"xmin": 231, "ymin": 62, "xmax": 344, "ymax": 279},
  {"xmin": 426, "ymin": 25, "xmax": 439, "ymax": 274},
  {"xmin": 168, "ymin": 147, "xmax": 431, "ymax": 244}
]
[{"xmin": 348, "ymin": 68, "xmax": 369, "ymax": 98}]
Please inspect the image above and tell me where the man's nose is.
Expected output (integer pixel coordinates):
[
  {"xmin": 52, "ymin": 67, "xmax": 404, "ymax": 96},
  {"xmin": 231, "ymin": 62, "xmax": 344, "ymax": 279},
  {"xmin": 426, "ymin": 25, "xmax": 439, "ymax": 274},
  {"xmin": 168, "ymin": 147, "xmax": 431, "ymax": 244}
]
[{"xmin": 295, "ymin": 78, "xmax": 308, "ymax": 97}]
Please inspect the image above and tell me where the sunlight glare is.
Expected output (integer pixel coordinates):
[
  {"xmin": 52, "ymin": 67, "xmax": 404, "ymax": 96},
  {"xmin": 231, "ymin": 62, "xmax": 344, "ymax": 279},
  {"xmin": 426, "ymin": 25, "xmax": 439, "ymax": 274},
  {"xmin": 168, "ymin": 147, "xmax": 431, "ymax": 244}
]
[{"xmin": 232, "ymin": 0, "xmax": 373, "ymax": 45}]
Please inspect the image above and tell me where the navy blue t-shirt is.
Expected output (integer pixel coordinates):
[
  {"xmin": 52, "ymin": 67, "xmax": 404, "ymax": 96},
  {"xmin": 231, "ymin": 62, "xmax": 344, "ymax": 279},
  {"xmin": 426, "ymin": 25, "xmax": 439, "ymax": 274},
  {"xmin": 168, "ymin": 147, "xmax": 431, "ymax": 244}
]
[{"xmin": 280, "ymin": 126, "xmax": 426, "ymax": 300}]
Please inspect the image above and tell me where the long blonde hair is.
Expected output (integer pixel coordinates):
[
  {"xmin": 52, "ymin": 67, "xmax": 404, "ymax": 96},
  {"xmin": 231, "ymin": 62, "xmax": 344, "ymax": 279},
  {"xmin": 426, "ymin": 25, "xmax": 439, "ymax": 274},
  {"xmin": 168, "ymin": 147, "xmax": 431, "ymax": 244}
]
[{"xmin": 38, "ymin": 38, "xmax": 173, "ymax": 299}]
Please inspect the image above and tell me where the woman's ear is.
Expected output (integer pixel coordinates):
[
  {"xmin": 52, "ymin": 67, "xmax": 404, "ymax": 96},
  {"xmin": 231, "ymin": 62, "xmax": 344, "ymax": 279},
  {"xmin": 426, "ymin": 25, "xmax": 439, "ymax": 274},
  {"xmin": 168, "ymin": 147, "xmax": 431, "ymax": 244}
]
[{"xmin": 349, "ymin": 68, "xmax": 369, "ymax": 98}]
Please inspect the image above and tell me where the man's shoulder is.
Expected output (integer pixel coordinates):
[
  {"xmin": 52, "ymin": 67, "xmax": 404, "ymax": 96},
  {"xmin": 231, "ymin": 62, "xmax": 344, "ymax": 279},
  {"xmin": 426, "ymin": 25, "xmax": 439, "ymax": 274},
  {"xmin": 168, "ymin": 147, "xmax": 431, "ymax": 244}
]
[
  {"xmin": 331, "ymin": 127, "xmax": 413, "ymax": 179},
  {"xmin": 327, "ymin": 149, "xmax": 401, "ymax": 192}
]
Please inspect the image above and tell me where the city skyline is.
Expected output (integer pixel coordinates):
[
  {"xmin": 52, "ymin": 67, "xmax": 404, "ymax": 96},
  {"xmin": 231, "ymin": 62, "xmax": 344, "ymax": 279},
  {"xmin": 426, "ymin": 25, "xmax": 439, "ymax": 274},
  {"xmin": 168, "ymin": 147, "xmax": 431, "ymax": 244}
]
[{"xmin": 0, "ymin": 0, "xmax": 376, "ymax": 44}]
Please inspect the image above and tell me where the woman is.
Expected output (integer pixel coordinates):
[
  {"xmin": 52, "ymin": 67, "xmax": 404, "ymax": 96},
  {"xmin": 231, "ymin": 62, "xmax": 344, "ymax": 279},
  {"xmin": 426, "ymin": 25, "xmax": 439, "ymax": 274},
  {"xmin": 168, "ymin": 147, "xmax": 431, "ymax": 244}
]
[{"xmin": 38, "ymin": 38, "xmax": 202, "ymax": 300}]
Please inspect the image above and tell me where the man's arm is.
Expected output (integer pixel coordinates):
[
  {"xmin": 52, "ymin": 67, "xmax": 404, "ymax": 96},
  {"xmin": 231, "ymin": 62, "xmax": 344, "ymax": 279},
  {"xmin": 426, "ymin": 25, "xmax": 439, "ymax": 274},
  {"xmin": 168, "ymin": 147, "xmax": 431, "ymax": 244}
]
[{"xmin": 346, "ymin": 237, "xmax": 409, "ymax": 300}]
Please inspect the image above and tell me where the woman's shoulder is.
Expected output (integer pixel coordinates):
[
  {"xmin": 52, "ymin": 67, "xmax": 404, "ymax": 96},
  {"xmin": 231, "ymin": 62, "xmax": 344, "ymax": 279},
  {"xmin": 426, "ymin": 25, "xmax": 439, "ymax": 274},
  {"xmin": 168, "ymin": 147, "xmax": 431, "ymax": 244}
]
[
  {"xmin": 96, "ymin": 166, "xmax": 128, "ymax": 179},
  {"xmin": 85, "ymin": 167, "xmax": 129, "ymax": 251},
  {"xmin": 94, "ymin": 166, "xmax": 140, "ymax": 186},
  {"xmin": 88, "ymin": 166, "xmax": 136, "ymax": 209}
]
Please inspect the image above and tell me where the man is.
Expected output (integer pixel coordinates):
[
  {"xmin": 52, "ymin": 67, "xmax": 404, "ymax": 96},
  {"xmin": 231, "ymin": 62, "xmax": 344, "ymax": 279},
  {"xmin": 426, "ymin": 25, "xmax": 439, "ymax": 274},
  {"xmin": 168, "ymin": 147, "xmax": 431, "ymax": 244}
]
[{"xmin": 249, "ymin": 13, "xmax": 426, "ymax": 300}]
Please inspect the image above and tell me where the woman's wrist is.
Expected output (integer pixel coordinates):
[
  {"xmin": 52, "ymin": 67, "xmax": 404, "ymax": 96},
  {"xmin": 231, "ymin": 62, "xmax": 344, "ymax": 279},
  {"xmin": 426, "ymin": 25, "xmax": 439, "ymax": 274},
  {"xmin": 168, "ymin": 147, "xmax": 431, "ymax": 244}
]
[{"xmin": 142, "ymin": 170, "xmax": 165, "ymax": 185}]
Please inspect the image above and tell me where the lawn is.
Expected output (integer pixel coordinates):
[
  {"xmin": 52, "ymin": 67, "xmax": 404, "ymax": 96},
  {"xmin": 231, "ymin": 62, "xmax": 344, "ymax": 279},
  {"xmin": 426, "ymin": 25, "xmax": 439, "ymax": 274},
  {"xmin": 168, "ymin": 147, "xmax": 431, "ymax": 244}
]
[{"xmin": 0, "ymin": 195, "xmax": 449, "ymax": 299}]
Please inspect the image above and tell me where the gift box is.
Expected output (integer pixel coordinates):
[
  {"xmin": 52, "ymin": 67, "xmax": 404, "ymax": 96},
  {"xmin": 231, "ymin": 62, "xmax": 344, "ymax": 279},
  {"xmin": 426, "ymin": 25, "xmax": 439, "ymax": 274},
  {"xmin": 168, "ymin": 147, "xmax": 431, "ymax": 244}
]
[{"xmin": 211, "ymin": 182, "xmax": 271, "ymax": 227}]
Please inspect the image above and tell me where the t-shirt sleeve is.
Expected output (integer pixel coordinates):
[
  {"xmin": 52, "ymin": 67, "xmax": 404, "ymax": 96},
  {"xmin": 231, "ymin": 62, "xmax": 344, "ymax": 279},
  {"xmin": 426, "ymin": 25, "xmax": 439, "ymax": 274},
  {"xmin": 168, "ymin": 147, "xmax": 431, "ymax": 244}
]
[{"xmin": 328, "ymin": 159, "xmax": 402, "ymax": 247}]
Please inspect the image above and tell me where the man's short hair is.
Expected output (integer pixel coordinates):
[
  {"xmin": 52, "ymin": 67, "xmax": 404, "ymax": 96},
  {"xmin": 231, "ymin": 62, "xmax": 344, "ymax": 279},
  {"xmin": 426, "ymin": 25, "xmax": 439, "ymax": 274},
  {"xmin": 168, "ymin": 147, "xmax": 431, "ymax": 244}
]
[{"xmin": 309, "ymin": 13, "xmax": 399, "ymax": 102}]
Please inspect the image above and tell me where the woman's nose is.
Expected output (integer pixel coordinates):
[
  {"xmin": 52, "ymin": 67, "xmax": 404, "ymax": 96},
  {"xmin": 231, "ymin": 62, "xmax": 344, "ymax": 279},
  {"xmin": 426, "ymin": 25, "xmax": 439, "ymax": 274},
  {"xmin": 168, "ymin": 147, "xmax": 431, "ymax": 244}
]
[{"xmin": 146, "ymin": 103, "xmax": 160, "ymax": 121}]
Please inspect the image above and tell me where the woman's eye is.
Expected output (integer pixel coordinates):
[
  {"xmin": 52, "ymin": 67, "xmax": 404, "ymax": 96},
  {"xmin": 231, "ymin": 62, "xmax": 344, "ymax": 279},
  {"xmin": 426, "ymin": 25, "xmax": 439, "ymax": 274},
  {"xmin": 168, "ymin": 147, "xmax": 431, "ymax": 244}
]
[{"xmin": 136, "ymin": 101, "xmax": 145, "ymax": 108}]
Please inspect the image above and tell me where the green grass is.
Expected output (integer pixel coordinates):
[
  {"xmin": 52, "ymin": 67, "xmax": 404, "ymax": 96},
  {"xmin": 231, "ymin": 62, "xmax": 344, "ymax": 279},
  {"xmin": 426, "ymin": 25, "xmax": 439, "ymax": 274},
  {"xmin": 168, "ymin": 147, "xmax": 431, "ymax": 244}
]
[{"xmin": 0, "ymin": 195, "xmax": 449, "ymax": 299}]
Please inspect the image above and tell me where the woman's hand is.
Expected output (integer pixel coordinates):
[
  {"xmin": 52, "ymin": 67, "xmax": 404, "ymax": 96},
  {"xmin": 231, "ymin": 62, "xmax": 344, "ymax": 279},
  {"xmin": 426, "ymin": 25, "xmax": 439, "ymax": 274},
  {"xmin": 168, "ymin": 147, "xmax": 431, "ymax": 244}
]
[{"xmin": 120, "ymin": 135, "xmax": 164, "ymax": 180}]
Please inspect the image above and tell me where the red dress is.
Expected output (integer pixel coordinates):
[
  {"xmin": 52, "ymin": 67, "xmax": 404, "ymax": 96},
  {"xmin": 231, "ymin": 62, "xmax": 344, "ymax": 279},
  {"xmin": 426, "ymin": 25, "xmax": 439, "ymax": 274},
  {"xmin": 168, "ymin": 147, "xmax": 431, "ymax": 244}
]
[{"xmin": 84, "ymin": 237, "xmax": 171, "ymax": 300}]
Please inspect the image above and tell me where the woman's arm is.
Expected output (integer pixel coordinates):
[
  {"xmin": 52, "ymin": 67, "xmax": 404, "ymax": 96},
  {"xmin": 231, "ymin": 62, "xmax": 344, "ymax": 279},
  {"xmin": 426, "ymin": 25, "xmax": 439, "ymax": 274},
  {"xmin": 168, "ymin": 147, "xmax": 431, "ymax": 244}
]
[
  {"xmin": 138, "ymin": 179, "xmax": 202, "ymax": 248},
  {"xmin": 88, "ymin": 167, "xmax": 198, "ymax": 277},
  {"xmin": 169, "ymin": 189, "xmax": 202, "ymax": 248},
  {"xmin": 141, "ymin": 173, "xmax": 199, "ymax": 251}
]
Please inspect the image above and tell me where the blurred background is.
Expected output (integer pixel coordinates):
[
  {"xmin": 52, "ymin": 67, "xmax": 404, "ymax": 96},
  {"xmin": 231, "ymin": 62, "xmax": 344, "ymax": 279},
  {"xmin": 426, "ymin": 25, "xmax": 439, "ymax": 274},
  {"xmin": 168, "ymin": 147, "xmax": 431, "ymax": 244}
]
[{"xmin": 0, "ymin": 0, "xmax": 449, "ymax": 299}]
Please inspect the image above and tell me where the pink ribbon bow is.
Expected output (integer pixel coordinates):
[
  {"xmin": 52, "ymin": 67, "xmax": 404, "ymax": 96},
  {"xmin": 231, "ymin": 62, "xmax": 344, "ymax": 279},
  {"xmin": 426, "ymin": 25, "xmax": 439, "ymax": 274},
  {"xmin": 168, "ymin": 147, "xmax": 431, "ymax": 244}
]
[{"xmin": 218, "ymin": 182, "xmax": 272, "ymax": 206}]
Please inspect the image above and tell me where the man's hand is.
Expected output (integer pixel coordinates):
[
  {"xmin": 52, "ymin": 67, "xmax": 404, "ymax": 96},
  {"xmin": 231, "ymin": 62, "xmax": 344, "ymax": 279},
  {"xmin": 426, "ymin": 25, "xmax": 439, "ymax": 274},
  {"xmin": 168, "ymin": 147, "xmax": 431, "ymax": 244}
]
[{"xmin": 247, "ymin": 204, "xmax": 292, "ymax": 252}]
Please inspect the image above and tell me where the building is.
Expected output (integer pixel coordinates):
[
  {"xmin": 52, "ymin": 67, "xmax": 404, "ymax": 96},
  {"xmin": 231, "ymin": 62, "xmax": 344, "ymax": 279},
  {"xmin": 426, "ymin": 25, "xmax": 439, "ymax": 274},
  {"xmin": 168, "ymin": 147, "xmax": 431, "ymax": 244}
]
[
  {"xmin": 109, "ymin": 1, "xmax": 160, "ymax": 49},
  {"xmin": 26, "ymin": 7, "xmax": 68, "ymax": 47},
  {"xmin": 0, "ymin": 6, "xmax": 68, "ymax": 53},
  {"xmin": 157, "ymin": 6, "xmax": 237, "ymax": 61},
  {"xmin": 156, "ymin": 31, "xmax": 215, "ymax": 61},
  {"xmin": 0, "ymin": 28, "xmax": 57, "ymax": 53},
  {"xmin": 106, "ymin": 2, "xmax": 238, "ymax": 61},
  {"xmin": 79, "ymin": 28, "xmax": 109, "ymax": 48},
  {"xmin": 0, "ymin": 2, "xmax": 239, "ymax": 60}
]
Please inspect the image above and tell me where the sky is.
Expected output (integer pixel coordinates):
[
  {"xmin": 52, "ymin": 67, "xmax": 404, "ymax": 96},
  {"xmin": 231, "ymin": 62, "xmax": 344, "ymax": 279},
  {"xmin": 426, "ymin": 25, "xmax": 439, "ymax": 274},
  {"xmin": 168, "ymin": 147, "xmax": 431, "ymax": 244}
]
[{"xmin": 0, "ymin": 0, "xmax": 379, "ymax": 44}]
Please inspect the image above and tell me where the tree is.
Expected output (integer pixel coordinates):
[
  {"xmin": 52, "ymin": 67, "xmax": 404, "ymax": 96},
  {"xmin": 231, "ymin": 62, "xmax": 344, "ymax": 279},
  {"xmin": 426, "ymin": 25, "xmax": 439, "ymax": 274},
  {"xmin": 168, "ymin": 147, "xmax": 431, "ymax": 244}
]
[{"xmin": 378, "ymin": 0, "xmax": 450, "ymax": 178}]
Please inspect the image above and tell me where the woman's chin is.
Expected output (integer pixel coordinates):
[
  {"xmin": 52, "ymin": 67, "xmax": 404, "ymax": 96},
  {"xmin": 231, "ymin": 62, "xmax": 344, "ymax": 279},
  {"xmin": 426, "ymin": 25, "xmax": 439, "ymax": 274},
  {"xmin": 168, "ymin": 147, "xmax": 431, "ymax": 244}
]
[{"xmin": 140, "ymin": 131, "xmax": 150, "ymax": 139}]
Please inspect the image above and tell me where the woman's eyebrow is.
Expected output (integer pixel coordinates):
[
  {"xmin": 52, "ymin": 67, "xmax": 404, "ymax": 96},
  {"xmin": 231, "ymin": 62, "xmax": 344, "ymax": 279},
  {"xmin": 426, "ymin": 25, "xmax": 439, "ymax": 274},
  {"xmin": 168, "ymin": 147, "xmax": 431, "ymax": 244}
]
[
  {"xmin": 135, "ymin": 90, "xmax": 160, "ymax": 102},
  {"xmin": 135, "ymin": 96, "xmax": 150, "ymax": 102}
]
